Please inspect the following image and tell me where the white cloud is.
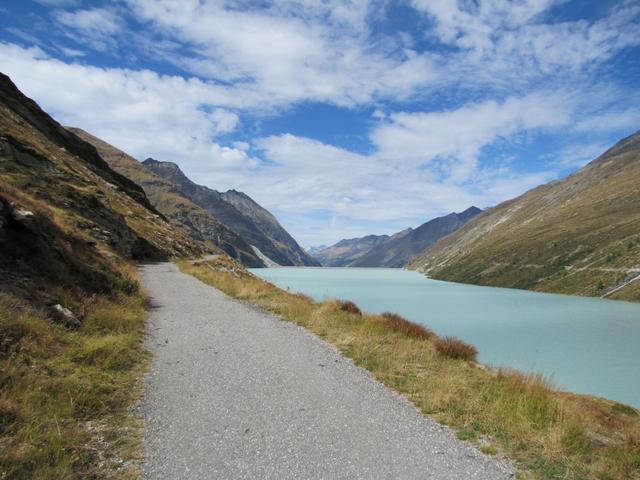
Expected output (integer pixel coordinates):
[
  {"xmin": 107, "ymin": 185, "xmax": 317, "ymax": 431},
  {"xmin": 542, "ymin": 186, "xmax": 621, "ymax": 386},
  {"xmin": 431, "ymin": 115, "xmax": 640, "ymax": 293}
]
[
  {"xmin": 122, "ymin": 0, "xmax": 438, "ymax": 107},
  {"xmin": 0, "ymin": 41, "xmax": 630, "ymax": 245},
  {"xmin": 0, "ymin": 42, "xmax": 254, "ymax": 176},
  {"xmin": 412, "ymin": 0, "xmax": 640, "ymax": 89},
  {"xmin": 372, "ymin": 93, "xmax": 571, "ymax": 181},
  {"xmin": 57, "ymin": 45, "xmax": 86, "ymax": 58},
  {"xmin": 1, "ymin": 0, "xmax": 638, "ymax": 245},
  {"xmin": 54, "ymin": 7, "xmax": 123, "ymax": 51},
  {"xmin": 574, "ymin": 106, "xmax": 640, "ymax": 134}
]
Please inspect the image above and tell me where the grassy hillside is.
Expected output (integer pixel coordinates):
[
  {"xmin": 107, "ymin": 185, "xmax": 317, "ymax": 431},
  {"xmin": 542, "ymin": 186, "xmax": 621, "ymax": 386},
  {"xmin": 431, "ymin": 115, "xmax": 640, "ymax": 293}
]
[
  {"xmin": 0, "ymin": 73, "xmax": 202, "ymax": 478},
  {"xmin": 69, "ymin": 128, "xmax": 266, "ymax": 268},
  {"xmin": 409, "ymin": 131, "xmax": 640, "ymax": 301},
  {"xmin": 181, "ymin": 256, "xmax": 640, "ymax": 480}
]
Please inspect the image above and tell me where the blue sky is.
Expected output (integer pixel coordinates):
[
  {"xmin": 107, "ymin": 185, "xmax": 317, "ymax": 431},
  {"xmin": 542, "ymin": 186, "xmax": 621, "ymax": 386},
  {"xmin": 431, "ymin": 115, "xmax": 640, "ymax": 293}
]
[{"xmin": 1, "ymin": 0, "xmax": 639, "ymax": 247}]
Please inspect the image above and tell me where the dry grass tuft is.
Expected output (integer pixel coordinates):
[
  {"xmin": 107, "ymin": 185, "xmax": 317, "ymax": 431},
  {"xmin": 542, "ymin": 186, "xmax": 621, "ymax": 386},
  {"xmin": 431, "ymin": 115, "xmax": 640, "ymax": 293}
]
[
  {"xmin": 434, "ymin": 336, "xmax": 478, "ymax": 361},
  {"xmin": 380, "ymin": 312, "xmax": 435, "ymax": 339},
  {"xmin": 338, "ymin": 300, "xmax": 362, "ymax": 316}
]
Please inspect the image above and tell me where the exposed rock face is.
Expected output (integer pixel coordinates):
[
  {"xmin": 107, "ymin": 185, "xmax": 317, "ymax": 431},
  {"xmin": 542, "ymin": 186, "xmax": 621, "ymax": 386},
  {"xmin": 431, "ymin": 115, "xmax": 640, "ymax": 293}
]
[
  {"xmin": 142, "ymin": 158, "xmax": 320, "ymax": 267},
  {"xmin": 68, "ymin": 128, "xmax": 265, "ymax": 267},
  {"xmin": 408, "ymin": 131, "xmax": 640, "ymax": 301},
  {"xmin": 351, "ymin": 207, "xmax": 482, "ymax": 268},
  {"xmin": 0, "ymin": 73, "xmax": 157, "ymax": 214},
  {"xmin": 314, "ymin": 208, "xmax": 481, "ymax": 268},
  {"xmin": 0, "ymin": 73, "xmax": 203, "ymax": 305}
]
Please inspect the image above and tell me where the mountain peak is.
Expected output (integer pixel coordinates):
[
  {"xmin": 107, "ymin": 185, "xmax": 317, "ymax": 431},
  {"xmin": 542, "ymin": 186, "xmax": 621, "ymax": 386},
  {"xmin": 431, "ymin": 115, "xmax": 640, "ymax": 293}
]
[
  {"xmin": 143, "ymin": 157, "xmax": 180, "ymax": 170},
  {"xmin": 457, "ymin": 206, "xmax": 482, "ymax": 221}
]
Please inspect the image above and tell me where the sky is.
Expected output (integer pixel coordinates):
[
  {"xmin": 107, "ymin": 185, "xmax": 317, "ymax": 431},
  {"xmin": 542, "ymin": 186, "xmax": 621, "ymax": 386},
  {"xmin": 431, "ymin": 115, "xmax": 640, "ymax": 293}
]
[{"xmin": 1, "ymin": 1, "xmax": 639, "ymax": 248}]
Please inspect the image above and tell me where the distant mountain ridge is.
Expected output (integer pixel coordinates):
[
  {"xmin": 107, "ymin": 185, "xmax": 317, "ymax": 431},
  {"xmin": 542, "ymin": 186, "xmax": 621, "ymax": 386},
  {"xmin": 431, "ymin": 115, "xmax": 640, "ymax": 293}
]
[
  {"xmin": 313, "ymin": 207, "xmax": 481, "ymax": 268},
  {"xmin": 314, "ymin": 234, "xmax": 390, "ymax": 267},
  {"xmin": 68, "ymin": 128, "xmax": 265, "ymax": 267},
  {"xmin": 408, "ymin": 131, "xmax": 640, "ymax": 301},
  {"xmin": 352, "ymin": 207, "xmax": 482, "ymax": 267},
  {"xmin": 70, "ymin": 128, "xmax": 318, "ymax": 267},
  {"xmin": 142, "ymin": 158, "xmax": 320, "ymax": 267}
]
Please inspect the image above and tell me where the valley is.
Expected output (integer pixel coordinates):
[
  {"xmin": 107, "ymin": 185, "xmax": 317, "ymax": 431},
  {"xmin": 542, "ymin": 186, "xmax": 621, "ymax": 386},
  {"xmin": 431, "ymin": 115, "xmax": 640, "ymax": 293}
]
[{"xmin": 1, "ymin": 70, "xmax": 639, "ymax": 480}]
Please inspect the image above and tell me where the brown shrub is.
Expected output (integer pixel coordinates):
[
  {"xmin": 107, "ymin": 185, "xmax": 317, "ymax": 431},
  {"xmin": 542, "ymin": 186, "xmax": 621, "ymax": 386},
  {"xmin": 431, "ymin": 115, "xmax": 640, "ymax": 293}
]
[
  {"xmin": 338, "ymin": 300, "xmax": 362, "ymax": 316},
  {"xmin": 380, "ymin": 312, "xmax": 435, "ymax": 339},
  {"xmin": 434, "ymin": 336, "xmax": 478, "ymax": 361}
]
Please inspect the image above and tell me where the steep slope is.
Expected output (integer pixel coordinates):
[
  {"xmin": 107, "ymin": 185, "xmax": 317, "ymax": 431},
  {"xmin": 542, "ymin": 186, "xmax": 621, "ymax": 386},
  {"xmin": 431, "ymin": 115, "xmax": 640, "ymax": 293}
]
[
  {"xmin": 409, "ymin": 131, "xmax": 640, "ymax": 301},
  {"xmin": 0, "ymin": 73, "xmax": 201, "ymax": 274},
  {"xmin": 68, "ymin": 128, "xmax": 265, "ymax": 267},
  {"xmin": 314, "ymin": 234, "xmax": 389, "ymax": 266},
  {"xmin": 0, "ymin": 73, "xmax": 203, "ymax": 477},
  {"xmin": 143, "ymin": 159, "xmax": 320, "ymax": 266},
  {"xmin": 350, "ymin": 207, "xmax": 482, "ymax": 268}
]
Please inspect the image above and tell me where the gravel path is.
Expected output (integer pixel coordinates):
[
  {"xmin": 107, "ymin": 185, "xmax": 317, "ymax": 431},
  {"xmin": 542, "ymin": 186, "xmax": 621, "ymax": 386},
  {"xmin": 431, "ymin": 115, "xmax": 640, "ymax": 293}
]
[{"xmin": 139, "ymin": 262, "xmax": 514, "ymax": 479}]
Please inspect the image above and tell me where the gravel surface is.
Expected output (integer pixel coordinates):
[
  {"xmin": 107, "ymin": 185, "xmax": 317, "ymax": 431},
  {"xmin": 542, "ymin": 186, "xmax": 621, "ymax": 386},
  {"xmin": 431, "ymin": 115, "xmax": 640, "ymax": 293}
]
[{"xmin": 139, "ymin": 262, "xmax": 515, "ymax": 479}]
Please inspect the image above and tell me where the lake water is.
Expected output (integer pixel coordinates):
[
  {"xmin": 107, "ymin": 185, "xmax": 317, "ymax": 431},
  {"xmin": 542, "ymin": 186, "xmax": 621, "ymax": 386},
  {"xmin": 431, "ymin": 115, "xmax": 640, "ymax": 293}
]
[{"xmin": 249, "ymin": 267, "xmax": 640, "ymax": 407}]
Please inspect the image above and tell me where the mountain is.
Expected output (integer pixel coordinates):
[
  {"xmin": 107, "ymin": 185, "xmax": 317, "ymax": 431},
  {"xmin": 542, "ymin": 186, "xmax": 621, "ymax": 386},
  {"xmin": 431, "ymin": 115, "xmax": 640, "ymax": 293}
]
[
  {"xmin": 306, "ymin": 245, "xmax": 327, "ymax": 256},
  {"xmin": 0, "ymin": 72, "xmax": 202, "ymax": 304},
  {"xmin": 315, "ymin": 208, "xmax": 481, "ymax": 268},
  {"xmin": 142, "ymin": 158, "xmax": 320, "ymax": 267},
  {"xmin": 350, "ymin": 207, "xmax": 482, "ymax": 268},
  {"xmin": 408, "ymin": 131, "xmax": 640, "ymax": 301},
  {"xmin": 314, "ymin": 235, "xmax": 390, "ymax": 266},
  {"xmin": 68, "ymin": 128, "xmax": 265, "ymax": 267}
]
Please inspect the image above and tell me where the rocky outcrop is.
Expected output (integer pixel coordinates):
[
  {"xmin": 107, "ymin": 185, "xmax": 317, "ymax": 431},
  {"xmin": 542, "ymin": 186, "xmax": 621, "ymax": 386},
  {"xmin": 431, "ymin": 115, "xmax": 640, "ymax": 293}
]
[
  {"xmin": 143, "ymin": 159, "xmax": 320, "ymax": 267},
  {"xmin": 68, "ymin": 128, "xmax": 265, "ymax": 267}
]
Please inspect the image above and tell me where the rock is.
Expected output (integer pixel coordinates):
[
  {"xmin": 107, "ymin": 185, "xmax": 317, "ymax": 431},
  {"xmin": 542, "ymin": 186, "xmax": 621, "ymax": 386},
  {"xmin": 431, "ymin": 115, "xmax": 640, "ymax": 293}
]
[
  {"xmin": 12, "ymin": 207, "xmax": 34, "ymax": 221},
  {"xmin": 52, "ymin": 304, "xmax": 81, "ymax": 328}
]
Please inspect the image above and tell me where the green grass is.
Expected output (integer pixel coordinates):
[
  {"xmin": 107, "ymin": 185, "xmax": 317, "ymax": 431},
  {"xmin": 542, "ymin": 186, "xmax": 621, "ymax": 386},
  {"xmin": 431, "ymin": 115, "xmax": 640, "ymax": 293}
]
[
  {"xmin": 408, "ymin": 140, "xmax": 640, "ymax": 302},
  {"xmin": 0, "ymin": 283, "xmax": 148, "ymax": 479},
  {"xmin": 180, "ymin": 256, "xmax": 640, "ymax": 480}
]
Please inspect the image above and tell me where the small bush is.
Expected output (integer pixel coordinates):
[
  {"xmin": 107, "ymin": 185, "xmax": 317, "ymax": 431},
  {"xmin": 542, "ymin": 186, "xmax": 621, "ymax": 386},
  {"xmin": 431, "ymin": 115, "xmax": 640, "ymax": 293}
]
[
  {"xmin": 434, "ymin": 336, "xmax": 478, "ymax": 361},
  {"xmin": 338, "ymin": 300, "xmax": 362, "ymax": 316},
  {"xmin": 380, "ymin": 312, "xmax": 435, "ymax": 339}
]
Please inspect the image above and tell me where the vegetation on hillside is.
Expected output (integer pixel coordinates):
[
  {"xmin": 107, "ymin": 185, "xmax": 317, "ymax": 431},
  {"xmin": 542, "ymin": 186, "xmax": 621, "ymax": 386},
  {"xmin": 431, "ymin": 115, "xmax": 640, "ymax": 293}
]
[
  {"xmin": 0, "ymin": 185, "xmax": 150, "ymax": 479},
  {"xmin": 0, "ymin": 73, "xmax": 198, "ymax": 478},
  {"xmin": 0, "ymin": 277, "xmax": 148, "ymax": 479},
  {"xmin": 409, "ymin": 131, "xmax": 640, "ymax": 302},
  {"xmin": 181, "ymin": 256, "xmax": 640, "ymax": 480}
]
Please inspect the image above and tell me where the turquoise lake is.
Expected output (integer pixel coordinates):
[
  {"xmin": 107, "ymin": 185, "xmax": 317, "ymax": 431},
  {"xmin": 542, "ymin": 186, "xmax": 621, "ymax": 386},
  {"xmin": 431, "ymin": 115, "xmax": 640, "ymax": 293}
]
[{"xmin": 249, "ymin": 267, "xmax": 640, "ymax": 407}]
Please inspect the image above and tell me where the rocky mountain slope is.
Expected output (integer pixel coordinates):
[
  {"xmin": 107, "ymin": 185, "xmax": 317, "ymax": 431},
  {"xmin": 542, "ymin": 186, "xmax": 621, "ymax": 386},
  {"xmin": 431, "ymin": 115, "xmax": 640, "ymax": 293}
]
[
  {"xmin": 314, "ymin": 234, "xmax": 389, "ymax": 266},
  {"xmin": 409, "ymin": 131, "xmax": 640, "ymax": 301},
  {"xmin": 314, "ymin": 208, "xmax": 481, "ymax": 268},
  {"xmin": 0, "ymin": 73, "xmax": 203, "ymax": 304},
  {"xmin": 352, "ymin": 207, "xmax": 481, "ymax": 268},
  {"xmin": 0, "ymin": 72, "xmax": 208, "ymax": 478},
  {"xmin": 69, "ymin": 128, "xmax": 265, "ymax": 267},
  {"xmin": 142, "ymin": 158, "xmax": 320, "ymax": 266}
]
